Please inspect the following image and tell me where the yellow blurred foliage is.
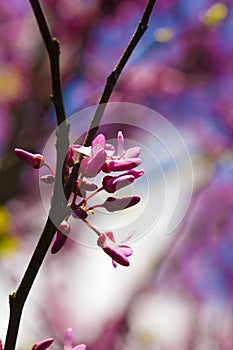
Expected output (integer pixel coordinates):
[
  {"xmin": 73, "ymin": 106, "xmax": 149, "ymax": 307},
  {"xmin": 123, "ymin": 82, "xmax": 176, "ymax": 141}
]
[
  {"xmin": 154, "ymin": 28, "xmax": 174, "ymax": 43},
  {"xmin": 0, "ymin": 65, "xmax": 23, "ymax": 102},
  {"xmin": 200, "ymin": 3, "xmax": 228, "ymax": 28},
  {"xmin": 0, "ymin": 206, "xmax": 17, "ymax": 256}
]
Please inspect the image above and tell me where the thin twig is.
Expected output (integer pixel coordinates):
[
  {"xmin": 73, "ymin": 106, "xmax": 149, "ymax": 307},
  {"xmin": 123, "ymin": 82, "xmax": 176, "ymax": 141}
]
[
  {"xmin": 64, "ymin": 0, "xmax": 158, "ymax": 200},
  {"xmin": 83, "ymin": 0, "xmax": 157, "ymax": 146},
  {"xmin": 29, "ymin": 0, "xmax": 66, "ymax": 126}
]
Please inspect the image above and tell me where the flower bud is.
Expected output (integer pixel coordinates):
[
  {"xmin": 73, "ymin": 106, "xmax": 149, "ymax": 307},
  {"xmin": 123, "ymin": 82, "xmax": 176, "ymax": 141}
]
[
  {"xmin": 103, "ymin": 196, "xmax": 140, "ymax": 212},
  {"xmin": 79, "ymin": 179, "xmax": 98, "ymax": 191},
  {"xmin": 51, "ymin": 232, "xmax": 67, "ymax": 255},
  {"xmin": 40, "ymin": 175, "xmax": 55, "ymax": 184},
  {"xmin": 51, "ymin": 221, "xmax": 71, "ymax": 254},
  {"xmin": 14, "ymin": 148, "xmax": 44, "ymax": 169}
]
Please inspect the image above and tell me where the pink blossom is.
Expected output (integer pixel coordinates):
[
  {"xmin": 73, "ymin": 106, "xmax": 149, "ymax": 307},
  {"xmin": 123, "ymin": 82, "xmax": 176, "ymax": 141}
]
[
  {"xmin": 14, "ymin": 148, "xmax": 44, "ymax": 169},
  {"xmin": 0, "ymin": 339, "xmax": 2, "ymax": 350},
  {"xmin": 64, "ymin": 328, "xmax": 87, "ymax": 350},
  {"xmin": 31, "ymin": 338, "xmax": 54, "ymax": 350},
  {"xmin": 97, "ymin": 231, "xmax": 133, "ymax": 267}
]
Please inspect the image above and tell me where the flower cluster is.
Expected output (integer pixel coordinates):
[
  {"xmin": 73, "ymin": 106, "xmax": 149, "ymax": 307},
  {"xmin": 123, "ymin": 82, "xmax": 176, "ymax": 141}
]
[
  {"xmin": 14, "ymin": 131, "xmax": 143, "ymax": 267},
  {"xmin": 31, "ymin": 328, "xmax": 86, "ymax": 350}
]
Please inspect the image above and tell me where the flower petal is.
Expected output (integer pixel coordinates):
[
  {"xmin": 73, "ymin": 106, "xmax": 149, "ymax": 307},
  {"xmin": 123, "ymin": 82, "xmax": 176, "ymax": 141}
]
[
  {"xmin": 85, "ymin": 150, "xmax": 106, "ymax": 177},
  {"xmin": 72, "ymin": 345, "xmax": 87, "ymax": 350},
  {"xmin": 102, "ymin": 174, "xmax": 134, "ymax": 193},
  {"xmin": 117, "ymin": 131, "xmax": 125, "ymax": 157},
  {"xmin": 64, "ymin": 328, "xmax": 73, "ymax": 350},
  {"xmin": 123, "ymin": 146, "xmax": 141, "ymax": 159},
  {"xmin": 79, "ymin": 179, "xmax": 98, "ymax": 192},
  {"xmin": 105, "ymin": 231, "xmax": 116, "ymax": 242},
  {"xmin": 73, "ymin": 145, "xmax": 91, "ymax": 157},
  {"xmin": 103, "ymin": 196, "xmax": 140, "ymax": 212},
  {"xmin": 118, "ymin": 245, "xmax": 133, "ymax": 257},
  {"xmin": 103, "ymin": 245, "xmax": 130, "ymax": 267},
  {"xmin": 32, "ymin": 338, "xmax": 54, "ymax": 350},
  {"xmin": 124, "ymin": 169, "xmax": 144, "ymax": 178},
  {"xmin": 91, "ymin": 134, "xmax": 106, "ymax": 155},
  {"xmin": 103, "ymin": 158, "xmax": 142, "ymax": 172},
  {"xmin": 97, "ymin": 232, "xmax": 115, "ymax": 247},
  {"xmin": 105, "ymin": 143, "xmax": 115, "ymax": 156}
]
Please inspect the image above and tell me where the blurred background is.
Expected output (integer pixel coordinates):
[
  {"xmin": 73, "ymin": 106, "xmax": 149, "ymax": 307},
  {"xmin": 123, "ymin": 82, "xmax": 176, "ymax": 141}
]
[{"xmin": 0, "ymin": 0, "xmax": 233, "ymax": 349}]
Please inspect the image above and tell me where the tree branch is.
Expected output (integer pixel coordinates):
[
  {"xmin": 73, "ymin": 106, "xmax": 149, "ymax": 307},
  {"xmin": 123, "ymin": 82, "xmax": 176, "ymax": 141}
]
[
  {"xmin": 29, "ymin": 0, "xmax": 66, "ymax": 126},
  {"xmin": 64, "ymin": 0, "xmax": 157, "ymax": 200}
]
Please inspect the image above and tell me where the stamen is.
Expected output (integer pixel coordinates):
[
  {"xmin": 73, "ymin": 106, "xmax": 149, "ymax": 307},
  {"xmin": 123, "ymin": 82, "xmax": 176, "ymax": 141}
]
[
  {"xmin": 84, "ymin": 186, "xmax": 104, "ymax": 202},
  {"xmin": 44, "ymin": 163, "xmax": 56, "ymax": 175},
  {"xmin": 81, "ymin": 219, "xmax": 101, "ymax": 236}
]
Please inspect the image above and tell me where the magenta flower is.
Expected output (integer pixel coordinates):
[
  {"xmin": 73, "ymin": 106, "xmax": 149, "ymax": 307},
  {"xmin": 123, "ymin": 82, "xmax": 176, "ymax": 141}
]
[
  {"xmin": 64, "ymin": 328, "xmax": 87, "ymax": 350},
  {"xmin": 102, "ymin": 131, "xmax": 142, "ymax": 172},
  {"xmin": 31, "ymin": 338, "xmax": 54, "ymax": 350},
  {"xmin": 97, "ymin": 231, "xmax": 133, "ymax": 267},
  {"xmin": 14, "ymin": 148, "xmax": 44, "ymax": 169},
  {"xmin": 0, "ymin": 339, "xmax": 2, "ymax": 350}
]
